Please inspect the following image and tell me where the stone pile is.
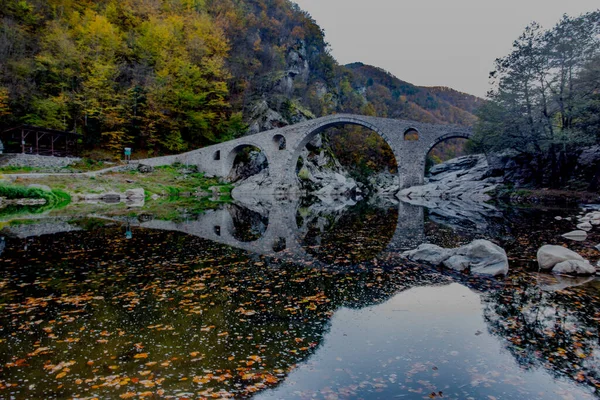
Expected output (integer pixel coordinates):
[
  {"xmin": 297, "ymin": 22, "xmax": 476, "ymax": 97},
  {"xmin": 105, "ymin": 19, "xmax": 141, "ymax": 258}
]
[{"xmin": 402, "ymin": 239, "xmax": 509, "ymax": 277}]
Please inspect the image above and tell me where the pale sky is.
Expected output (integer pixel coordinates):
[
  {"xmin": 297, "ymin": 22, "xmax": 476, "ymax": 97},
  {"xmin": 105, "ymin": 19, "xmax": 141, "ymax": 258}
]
[{"xmin": 292, "ymin": 0, "xmax": 599, "ymax": 97}]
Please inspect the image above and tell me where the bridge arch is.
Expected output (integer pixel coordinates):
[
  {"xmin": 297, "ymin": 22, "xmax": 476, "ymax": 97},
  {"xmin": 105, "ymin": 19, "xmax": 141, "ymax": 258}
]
[
  {"xmin": 289, "ymin": 115, "xmax": 401, "ymax": 177},
  {"xmin": 425, "ymin": 131, "xmax": 473, "ymax": 156},
  {"xmin": 424, "ymin": 131, "xmax": 474, "ymax": 176},
  {"xmin": 225, "ymin": 142, "xmax": 270, "ymax": 179}
]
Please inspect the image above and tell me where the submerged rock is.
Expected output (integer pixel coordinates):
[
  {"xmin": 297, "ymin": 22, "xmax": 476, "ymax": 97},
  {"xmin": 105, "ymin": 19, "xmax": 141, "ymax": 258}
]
[
  {"xmin": 402, "ymin": 239, "xmax": 509, "ymax": 277},
  {"xmin": 537, "ymin": 245, "xmax": 586, "ymax": 270}
]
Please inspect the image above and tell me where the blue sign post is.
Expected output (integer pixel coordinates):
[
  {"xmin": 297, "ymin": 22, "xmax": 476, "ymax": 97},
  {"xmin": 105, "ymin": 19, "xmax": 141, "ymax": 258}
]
[{"xmin": 124, "ymin": 147, "xmax": 132, "ymax": 163}]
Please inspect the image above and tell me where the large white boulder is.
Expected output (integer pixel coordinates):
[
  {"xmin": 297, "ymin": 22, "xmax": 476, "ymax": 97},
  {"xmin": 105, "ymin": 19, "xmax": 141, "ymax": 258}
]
[
  {"xmin": 537, "ymin": 245, "xmax": 585, "ymax": 270},
  {"xmin": 552, "ymin": 260, "xmax": 596, "ymax": 276},
  {"xmin": 451, "ymin": 239, "xmax": 509, "ymax": 276}
]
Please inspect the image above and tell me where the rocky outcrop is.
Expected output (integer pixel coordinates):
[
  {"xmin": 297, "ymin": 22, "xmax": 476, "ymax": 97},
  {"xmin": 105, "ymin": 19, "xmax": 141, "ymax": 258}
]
[
  {"xmin": 397, "ymin": 155, "xmax": 501, "ymax": 201},
  {"xmin": 232, "ymin": 134, "xmax": 359, "ymax": 202},
  {"xmin": 487, "ymin": 146, "xmax": 600, "ymax": 190},
  {"xmin": 246, "ymin": 41, "xmax": 321, "ymax": 135},
  {"xmin": 368, "ymin": 171, "xmax": 400, "ymax": 197},
  {"xmin": 402, "ymin": 239, "xmax": 509, "ymax": 277},
  {"xmin": 296, "ymin": 137, "xmax": 359, "ymax": 201},
  {"xmin": 229, "ymin": 151, "xmax": 268, "ymax": 182}
]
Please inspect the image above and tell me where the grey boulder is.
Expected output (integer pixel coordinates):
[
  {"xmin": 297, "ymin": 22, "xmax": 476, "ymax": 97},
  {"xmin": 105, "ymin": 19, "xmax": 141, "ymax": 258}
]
[
  {"xmin": 537, "ymin": 245, "xmax": 585, "ymax": 270},
  {"xmin": 451, "ymin": 239, "xmax": 509, "ymax": 276},
  {"xmin": 403, "ymin": 239, "xmax": 509, "ymax": 277}
]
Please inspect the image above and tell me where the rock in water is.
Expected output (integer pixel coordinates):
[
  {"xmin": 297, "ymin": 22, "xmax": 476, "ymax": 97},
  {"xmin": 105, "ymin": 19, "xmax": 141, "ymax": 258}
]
[
  {"xmin": 451, "ymin": 240, "xmax": 509, "ymax": 276},
  {"xmin": 403, "ymin": 240, "xmax": 509, "ymax": 277},
  {"xmin": 537, "ymin": 245, "xmax": 585, "ymax": 270},
  {"xmin": 577, "ymin": 222, "xmax": 593, "ymax": 231},
  {"xmin": 402, "ymin": 244, "xmax": 454, "ymax": 266},
  {"xmin": 561, "ymin": 230, "xmax": 588, "ymax": 241},
  {"xmin": 552, "ymin": 260, "xmax": 596, "ymax": 276}
]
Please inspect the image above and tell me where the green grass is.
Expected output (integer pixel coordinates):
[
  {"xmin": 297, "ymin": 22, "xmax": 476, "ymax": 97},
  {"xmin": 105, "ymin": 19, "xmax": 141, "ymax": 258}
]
[{"xmin": 0, "ymin": 166, "xmax": 41, "ymax": 174}]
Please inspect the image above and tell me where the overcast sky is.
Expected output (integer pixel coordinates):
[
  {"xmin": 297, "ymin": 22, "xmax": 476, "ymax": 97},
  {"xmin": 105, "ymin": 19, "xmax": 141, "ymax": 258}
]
[{"xmin": 292, "ymin": 0, "xmax": 599, "ymax": 97}]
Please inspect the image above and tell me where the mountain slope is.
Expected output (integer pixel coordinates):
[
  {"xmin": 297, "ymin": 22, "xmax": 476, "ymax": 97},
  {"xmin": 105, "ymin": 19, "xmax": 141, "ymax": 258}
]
[{"xmin": 343, "ymin": 63, "xmax": 481, "ymax": 126}]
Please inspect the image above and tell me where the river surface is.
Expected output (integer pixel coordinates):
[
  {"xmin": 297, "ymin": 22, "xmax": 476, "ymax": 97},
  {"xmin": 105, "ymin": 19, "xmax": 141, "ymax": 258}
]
[{"xmin": 1, "ymin": 196, "xmax": 600, "ymax": 399}]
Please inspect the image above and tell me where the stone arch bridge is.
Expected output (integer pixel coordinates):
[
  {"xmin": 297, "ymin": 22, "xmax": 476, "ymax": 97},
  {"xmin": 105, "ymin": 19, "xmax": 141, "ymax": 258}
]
[{"xmin": 139, "ymin": 114, "xmax": 472, "ymax": 191}]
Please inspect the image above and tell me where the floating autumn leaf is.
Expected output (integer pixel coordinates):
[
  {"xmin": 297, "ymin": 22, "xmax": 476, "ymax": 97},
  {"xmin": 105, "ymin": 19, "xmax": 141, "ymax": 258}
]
[{"xmin": 134, "ymin": 353, "xmax": 149, "ymax": 359}]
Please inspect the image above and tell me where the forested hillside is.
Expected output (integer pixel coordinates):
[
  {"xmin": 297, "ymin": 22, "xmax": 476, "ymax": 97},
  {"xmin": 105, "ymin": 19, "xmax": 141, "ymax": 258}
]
[
  {"xmin": 0, "ymin": 0, "xmax": 480, "ymax": 157},
  {"xmin": 344, "ymin": 63, "xmax": 481, "ymax": 125}
]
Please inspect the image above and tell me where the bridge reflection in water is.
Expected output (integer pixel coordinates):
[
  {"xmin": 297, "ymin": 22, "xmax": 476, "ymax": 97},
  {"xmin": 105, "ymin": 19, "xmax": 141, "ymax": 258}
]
[{"xmin": 134, "ymin": 198, "xmax": 425, "ymax": 267}]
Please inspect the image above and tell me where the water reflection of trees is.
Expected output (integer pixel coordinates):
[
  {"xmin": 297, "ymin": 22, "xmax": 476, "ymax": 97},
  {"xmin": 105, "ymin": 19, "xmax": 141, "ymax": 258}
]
[
  {"xmin": 0, "ymin": 226, "xmax": 450, "ymax": 399},
  {"xmin": 297, "ymin": 202, "xmax": 398, "ymax": 265},
  {"xmin": 482, "ymin": 274, "xmax": 600, "ymax": 394}
]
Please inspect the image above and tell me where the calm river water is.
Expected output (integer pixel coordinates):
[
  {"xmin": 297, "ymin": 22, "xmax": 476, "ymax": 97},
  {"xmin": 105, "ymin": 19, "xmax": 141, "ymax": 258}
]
[{"xmin": 0, "ymin": 197, "xmax": 599, "ymax": 399}]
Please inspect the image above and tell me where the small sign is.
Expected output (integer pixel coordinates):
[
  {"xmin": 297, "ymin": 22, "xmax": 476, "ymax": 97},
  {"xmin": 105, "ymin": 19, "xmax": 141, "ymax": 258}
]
[{"xmin": 124, "ymin": 148, "xmax": 132, "ymax": 156}]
